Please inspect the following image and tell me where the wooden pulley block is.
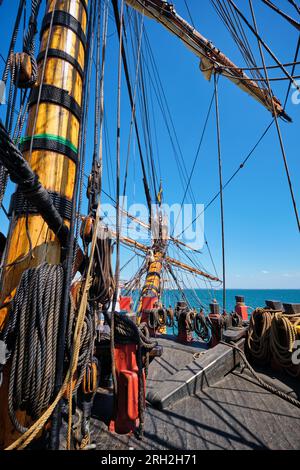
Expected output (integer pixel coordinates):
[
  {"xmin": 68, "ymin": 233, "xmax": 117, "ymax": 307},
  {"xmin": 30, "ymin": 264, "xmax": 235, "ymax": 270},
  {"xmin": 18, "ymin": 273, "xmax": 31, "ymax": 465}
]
[
  {"xmin": 80, "ymin": 216, "xmax": 94, "ymax": 244},
  {"xmin": 71, "ymin": 246, "xmax": 85, "ymax": 277},
  {"xmin": 71, "ymin": 280, "xmax": 83, "ymax": 306},
  {"xmin": 82, "ymin": 359, "xmax": 98, "ymax": 395},
  {"xmin": 10, "ymin": 52, "xmax": 33, "ymax": 88}
]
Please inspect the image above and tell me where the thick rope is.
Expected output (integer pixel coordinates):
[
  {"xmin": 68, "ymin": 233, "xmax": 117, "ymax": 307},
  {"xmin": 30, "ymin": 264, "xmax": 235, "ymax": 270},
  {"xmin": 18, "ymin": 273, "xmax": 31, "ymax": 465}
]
[
  {"xmin": 1, "ymin": 263, "xmax": 64, "ymax": 434},
  {"xmin": 5, "ymin": 207, "xmax": 101, "ymax": 451},
  {"xmin": 22, "ymin": 0, "xmax": 42, "ymax": 87},
  {"xmin": 247, "ymin": 308, "xmax": 300, "ymax": 376},
  {"xmin": 247, "ymin": 308, "xmax": 273, "ymax": 362},
  {"xmin": 270, "ymin": 312, "xmax": 300, "ymax": 376}
]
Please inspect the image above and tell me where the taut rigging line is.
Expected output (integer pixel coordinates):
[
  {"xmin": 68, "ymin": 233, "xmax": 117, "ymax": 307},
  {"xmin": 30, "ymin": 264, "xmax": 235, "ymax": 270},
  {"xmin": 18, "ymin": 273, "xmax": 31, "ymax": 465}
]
[
  {"xmin": 112, "ymin": 0, "xmax": 153, "ymax": 223},
  {"xmin": 261, "ymin": 0, "xmax": 300, "ymax": 30},
  {"xmin": 227, "ymin": 0, "xmax": 300, "ymax": 94},
  {"xmin": 248, "ymin": 0, "xmax": 300, "ymax": 233},
  {"xmin": 214, "ymin": 73, "xmax": 226, "ymax": 314}
]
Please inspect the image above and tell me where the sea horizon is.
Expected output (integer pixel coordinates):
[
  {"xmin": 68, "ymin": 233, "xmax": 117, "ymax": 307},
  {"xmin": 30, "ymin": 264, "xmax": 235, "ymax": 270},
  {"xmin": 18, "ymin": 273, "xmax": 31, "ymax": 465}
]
[{"xmin": 160, "ymin": 288, "xmax": 300, "ymax": 313}]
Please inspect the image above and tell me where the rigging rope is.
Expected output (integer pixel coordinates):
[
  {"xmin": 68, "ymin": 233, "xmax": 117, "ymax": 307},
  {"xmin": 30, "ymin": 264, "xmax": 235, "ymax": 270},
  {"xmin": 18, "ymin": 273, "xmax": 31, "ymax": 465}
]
[
  {"xmin": 73, "ymin": 0, "xmax": 97, "ymax": 270},
  {"xmin": 141, "ymin": 30, "xmax": 219, "ymax": 281},
  {"xmin": 88, "ymin": 227, "xmax": 116, "ymax": 306},
  {"xmin": 288, "ymin": 0, "xmax": 300, "ymax": 16},
  {"xmin": 211, "ymin": 0, "xmax": 267, "ymax": 89},
  {"xmin": 122, "ymin": 10, "xmax": 144, "ymax": 215},
  {"xmin": 247, "ymin": 308, "xmax": 273, "ymax": 363},
  {"xmin": 0, "ymin": 0, "xmax": 26, "ymax": 207},
  {"xmin": 0, "ymin": 121, "xmax": 69, "ymax": 245},
  {"xmin": 112, "ymin": 0, "xmax": 152, "ymax": 220},
  {"xmin": 183, "ymin": 0, "xmax": 195, "ymax": 28},
  {"xmin": 214, "ymin": 73, "xmax": 226, "ymax": 313},
  {"xmin": 283, "ymin": 36, "xmax": 300, "ymax": 109},
  {"xmin": 171, "ymin": 88, "xmax": 215, "ymax": 238},
  {"xmin": 98, "ymin": 0, "xmax": 109, "ymax": 200},
  {"xmin": 109, "ymin": 313, "xmax": 157, "ymax": 437},
  {"xmin": 248, "ymin": 0, "xmax": 300, "ymax": 232},
  {"xmin": 111, "ymin": 0, "xmax": 125, "ymax": 399},
  {"xmin": 227, "ymin": 0, "xmax": 300, "ymax": 93},
  {"xmin": 5, "ymin": 202, "xmax": 102, "ymax": 451},
  {"xmin": 176, "ymin": 119, "xmax": 274, "ymax": 239},
  {"xmin": 22, "ymin": 0, "xmax": 42, "ymax": 86},
  {"xmin": 261, "ymin": 0, "xmax": 300, "ymax": 30},
  {"xmin": 51, "ymin": 0, "xmax": 96, "ymax": 450},
  {"xmin": 1, "ymin": 263, "xmax": 64, "ymax": 434},
  {"xmin": 88, "ymin": 0, "xmax": 102, "ymax": 218}
]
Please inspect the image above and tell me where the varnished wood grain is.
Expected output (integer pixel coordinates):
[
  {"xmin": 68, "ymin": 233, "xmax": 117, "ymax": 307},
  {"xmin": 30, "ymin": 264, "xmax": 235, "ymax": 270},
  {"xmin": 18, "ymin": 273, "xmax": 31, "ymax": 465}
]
[
  {"xmin": 0, "ymin": 0, "xmax": 88, "ymax": 448},
  {"xmin": 24, "ymin": 150, "xmax": 76, "ymax": 198},
  {"xmin": 26, "ymin": 103, "xmax": 80, "ymax": 149}
]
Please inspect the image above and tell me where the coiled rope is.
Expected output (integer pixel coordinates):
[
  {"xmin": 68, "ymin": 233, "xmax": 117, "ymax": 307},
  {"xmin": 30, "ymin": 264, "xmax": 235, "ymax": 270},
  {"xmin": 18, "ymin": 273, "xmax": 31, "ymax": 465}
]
[
  {"xmin": 88, "ymin": 229, "xmax": 115, "ymax": 306},
  {"xmin": 270, "ymin": 312, "xmax": 300, "ymax": 376},
  {"xmin": 1, "ymin": 263, "xmax": 64, "ymax": 434},
  {"xmin": 22, "ymin": 0, "xmax": 42, "ymax": 87},
  {"xmin": 247, "ymin": 308, "xmax": 273, "ymax": 363},
  {"xmin": 194, "ymin": 312, "xmax": 211, "ymax": 343},
  {"xmin": 247, "ymin": 308, "xmax": 300, "ymax": 376},
  {"xmin": 5, "ymin": 206, "xmax": 101, "ymax": 451}
]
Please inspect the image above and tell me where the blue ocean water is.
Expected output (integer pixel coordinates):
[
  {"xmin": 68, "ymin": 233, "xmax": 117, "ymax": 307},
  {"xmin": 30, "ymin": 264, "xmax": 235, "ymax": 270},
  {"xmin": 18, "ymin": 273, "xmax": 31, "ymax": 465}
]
[{"xmin": 161, "ymin": 289, "xmax": 300, "ymax": 313}]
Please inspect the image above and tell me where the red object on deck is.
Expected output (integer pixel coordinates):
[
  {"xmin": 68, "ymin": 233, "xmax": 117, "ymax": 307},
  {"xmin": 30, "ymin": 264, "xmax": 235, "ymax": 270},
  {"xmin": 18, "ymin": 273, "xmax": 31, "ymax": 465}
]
[
  {"xmin": 119, "ymin": 296, "xmax": 132, "ymax": 312},
  {"xmin": 140, "ymin": 297, "xmax": 159, "ymax": 336},
  {"xmin": 235, "ymin": 302, "xmax": 248, "ymax": 321},
  {"xmin": 109, "ymin": 343, "xmax": 144, "ymax": 435},
  {"xmin": 141, "ymin": 296, "xmax": 158, "ymax": 311},
  {"xmin": 141, "ymin": 310, "xmax": 156, "ymax": 337}
]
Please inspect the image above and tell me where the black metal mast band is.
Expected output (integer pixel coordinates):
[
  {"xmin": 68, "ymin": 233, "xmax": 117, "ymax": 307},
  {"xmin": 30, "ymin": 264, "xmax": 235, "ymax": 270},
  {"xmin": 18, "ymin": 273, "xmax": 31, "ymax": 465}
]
[
  {"xmin": 40, "ymin": 10, "xmax": 87, "ymax": 50},
  {"xmin": 147, "ymin": 271, "xmax": 161, "ymax": 279},
  {"xmin": 10, "ymin": 190, "xmax": 73, "ymax": 221},
  {"xmin": 29, "ymin": 84, "xmax": 82, "ymax": 121},
  {"xmin": 79, "ymin": 0, "xmax": 88, "ymax": 18},
  {"xmin": 19, "ymin": 136, "xmax": 78, "ymax": 164}
]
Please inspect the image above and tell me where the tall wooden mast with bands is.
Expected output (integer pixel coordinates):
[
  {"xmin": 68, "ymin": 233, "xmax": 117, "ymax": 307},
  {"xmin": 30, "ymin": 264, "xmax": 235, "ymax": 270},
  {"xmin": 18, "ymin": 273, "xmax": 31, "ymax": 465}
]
[{"xmin": 0, "ymin": 0, "xmax": 88, "ymax": 448}]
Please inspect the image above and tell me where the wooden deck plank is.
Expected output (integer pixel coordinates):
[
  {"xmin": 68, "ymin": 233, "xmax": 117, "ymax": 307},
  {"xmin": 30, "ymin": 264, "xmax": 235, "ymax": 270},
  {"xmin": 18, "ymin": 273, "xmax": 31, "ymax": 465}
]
[{"xmin": 87, "ymin": 369, "xmax": 300, "ymax": 450}]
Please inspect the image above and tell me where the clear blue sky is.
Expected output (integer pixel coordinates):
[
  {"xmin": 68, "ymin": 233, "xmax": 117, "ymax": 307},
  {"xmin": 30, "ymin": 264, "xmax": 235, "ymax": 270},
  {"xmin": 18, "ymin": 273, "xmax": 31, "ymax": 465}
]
[{"xmin": 0, "ymin": 0, "xmax": 299, "ymax": 289}]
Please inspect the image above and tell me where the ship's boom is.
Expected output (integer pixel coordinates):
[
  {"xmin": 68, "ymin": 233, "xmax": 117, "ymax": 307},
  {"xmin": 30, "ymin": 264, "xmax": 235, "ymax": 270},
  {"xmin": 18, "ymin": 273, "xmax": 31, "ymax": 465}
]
[
  {"xmin": 126, "ymin": 0, "xmax": 290, "ymax": 120},
  {"xmin": 111, "ymin": 231, "xmax": 221, "ymax": 282}
]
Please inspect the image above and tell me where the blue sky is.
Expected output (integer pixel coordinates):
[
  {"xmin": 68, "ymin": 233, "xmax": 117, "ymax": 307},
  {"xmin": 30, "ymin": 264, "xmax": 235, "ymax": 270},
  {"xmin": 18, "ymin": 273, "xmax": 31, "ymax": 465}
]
[{"xmin": 0, "ymin": 0, "xmax": 299, "ymax": 289}]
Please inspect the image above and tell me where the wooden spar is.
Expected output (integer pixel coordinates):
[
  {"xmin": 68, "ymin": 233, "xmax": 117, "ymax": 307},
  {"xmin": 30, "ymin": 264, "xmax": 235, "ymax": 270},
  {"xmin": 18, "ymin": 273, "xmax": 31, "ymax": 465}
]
[
  {"xmin": 165, "ymin": 256, "xmax": 221, "ymax": 283},
  {"xmin": 125, "ymin": 0, "xmax": 290, "ymax": 121},
  {"xmin": 110, "ymin": 231, "xmax": 221, "ymax": 283},
  {"xmin": 118, "ymin": 206, "xmax": 202, "ymax": 253},
  {"xmin": 0, "ymin": 0, "xmax": 88, "ymax": 448}
]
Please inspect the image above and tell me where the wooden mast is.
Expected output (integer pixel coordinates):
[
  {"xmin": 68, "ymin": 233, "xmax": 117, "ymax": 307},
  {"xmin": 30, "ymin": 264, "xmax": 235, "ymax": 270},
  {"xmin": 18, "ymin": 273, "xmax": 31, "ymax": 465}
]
[
  {"xmin": 110, "ymin": 232, "xmax": 221, "ymax": 282},
  {"xmin": 141, "ymin": 249, "xmax": 164, "ymax": 299},
  {"xmin": 0, "ymin": 0, "xmax": 88, "ymax": 448}
]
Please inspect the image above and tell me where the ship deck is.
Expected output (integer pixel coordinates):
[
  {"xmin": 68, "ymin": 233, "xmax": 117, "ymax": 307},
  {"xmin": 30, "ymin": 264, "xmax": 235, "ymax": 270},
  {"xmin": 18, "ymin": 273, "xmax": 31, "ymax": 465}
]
[{"xmin": 61, "ymin": 335, "xmax": 300, "ymax": 450}]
